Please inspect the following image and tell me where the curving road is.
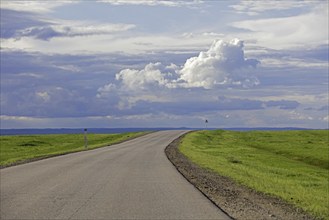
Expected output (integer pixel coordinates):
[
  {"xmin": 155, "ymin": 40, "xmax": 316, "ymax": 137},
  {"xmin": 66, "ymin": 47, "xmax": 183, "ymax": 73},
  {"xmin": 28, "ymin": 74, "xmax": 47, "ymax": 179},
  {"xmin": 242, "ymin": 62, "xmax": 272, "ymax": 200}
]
[{"xmin": 0, "ymin": 130, "xmax": 230, "ymax": 219}]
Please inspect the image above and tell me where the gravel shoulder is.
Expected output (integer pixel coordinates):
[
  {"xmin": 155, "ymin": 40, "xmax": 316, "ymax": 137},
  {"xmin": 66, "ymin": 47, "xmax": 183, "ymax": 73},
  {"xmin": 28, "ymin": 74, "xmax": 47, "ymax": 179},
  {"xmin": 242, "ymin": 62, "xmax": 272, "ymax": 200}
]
[{"xmin": 165, "ymin": 133, "xmax": 318, "ymax": 220}]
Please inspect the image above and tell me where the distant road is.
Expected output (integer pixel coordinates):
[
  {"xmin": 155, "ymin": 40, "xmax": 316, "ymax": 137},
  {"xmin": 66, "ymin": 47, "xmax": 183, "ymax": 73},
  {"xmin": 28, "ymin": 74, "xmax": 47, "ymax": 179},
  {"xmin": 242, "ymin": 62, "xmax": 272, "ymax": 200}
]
[{"xmin": 1, "ymin": 130, "xmax": 230, "ymax": 219}]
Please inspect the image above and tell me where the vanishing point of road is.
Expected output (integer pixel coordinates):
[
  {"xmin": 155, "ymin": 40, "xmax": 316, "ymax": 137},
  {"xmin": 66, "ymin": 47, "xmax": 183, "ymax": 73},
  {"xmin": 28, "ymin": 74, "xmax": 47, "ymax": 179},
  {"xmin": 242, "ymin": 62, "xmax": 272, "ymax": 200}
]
[{"xmin": 1, "ymin": 130, "xmax": 230, "ymax": 219}]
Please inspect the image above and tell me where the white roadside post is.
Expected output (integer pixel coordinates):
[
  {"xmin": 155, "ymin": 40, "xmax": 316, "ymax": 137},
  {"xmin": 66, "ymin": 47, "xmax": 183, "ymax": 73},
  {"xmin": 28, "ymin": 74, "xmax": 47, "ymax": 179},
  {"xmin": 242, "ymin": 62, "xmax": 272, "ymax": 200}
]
[{"xmin": 84, "ymin": 128, "xmax": 88, "ymax": 149}]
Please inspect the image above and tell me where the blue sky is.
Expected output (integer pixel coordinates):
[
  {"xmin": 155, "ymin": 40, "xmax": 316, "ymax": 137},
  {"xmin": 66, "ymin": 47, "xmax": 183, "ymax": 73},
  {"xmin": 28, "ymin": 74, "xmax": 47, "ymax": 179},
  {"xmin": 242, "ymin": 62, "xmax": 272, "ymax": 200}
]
[{"xmin": 1, "ymin": 0, "xmax": 328, "ymax": 129}]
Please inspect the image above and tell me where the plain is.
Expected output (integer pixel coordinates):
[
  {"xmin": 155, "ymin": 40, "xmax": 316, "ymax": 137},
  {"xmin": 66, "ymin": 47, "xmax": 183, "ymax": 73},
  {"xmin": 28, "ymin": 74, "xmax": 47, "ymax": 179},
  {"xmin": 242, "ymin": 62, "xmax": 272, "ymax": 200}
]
[
  {"xmin": 0, "ymin": 132, "xmax": 147, "ymax": 167},
  {"xmin": 179, "ymin": 130, "xmax": 329, "ymax": 220}
]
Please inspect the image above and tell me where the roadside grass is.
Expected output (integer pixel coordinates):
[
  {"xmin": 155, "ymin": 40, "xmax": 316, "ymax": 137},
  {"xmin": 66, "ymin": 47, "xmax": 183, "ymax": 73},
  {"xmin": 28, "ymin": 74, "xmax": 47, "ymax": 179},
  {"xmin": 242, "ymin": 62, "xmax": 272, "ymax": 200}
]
[
  {"xmin": 179, "ymin": 130, "xmax": 329, "ymax": 220},
  {"xmin": 0, "ymin": 132, "xmax": 148, "ymax": 167}
]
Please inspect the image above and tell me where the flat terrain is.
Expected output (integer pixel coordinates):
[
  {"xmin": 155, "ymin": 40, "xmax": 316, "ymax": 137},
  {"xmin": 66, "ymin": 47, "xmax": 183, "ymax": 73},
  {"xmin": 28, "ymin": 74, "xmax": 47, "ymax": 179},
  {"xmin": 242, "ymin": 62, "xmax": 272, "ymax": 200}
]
[
  {"xmin": 0, "ymin": 132, "xmax": 147, "ymax": 167},
  {"xmin": 178, "ymin": 130, "xmax": 328, "ymax": 220},
  {"xmin": 0, "ymin": 130, "xmax": 230, "ymax": 220}
]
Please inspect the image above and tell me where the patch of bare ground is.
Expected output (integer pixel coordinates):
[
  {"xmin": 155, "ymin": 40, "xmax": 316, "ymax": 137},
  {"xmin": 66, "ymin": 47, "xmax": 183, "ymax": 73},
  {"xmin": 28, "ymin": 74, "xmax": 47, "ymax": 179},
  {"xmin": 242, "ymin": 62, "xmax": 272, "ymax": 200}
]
[{"xmin": 165, "ymin": 134, "xmax": 319, "ymax": 220}]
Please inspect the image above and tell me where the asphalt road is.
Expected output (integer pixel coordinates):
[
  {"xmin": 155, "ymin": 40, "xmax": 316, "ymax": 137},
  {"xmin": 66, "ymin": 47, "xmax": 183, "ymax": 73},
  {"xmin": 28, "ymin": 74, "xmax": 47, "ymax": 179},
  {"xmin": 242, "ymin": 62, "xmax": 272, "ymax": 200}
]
[{"xmin": 1, "ymin": 130, "xmax": 230, "ymax": 219}]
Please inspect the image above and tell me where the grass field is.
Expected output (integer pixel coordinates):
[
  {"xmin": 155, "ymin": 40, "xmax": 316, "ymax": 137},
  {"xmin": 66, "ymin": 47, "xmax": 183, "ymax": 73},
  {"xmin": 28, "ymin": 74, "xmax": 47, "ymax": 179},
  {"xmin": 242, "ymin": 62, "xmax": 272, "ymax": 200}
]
[
  {"xmin": 179, "ymin": 130, "xmax": 329, "ymax": 219},
  {"xmin": 0, "ymin": 132, "xmax": 147, "ymax": 167}
]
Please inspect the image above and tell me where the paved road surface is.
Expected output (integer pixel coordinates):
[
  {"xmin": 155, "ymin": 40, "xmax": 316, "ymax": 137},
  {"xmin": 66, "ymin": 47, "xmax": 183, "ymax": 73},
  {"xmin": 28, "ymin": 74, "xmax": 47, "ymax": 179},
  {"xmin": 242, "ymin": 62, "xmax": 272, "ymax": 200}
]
[{"xmin": 1, "ymin": 130, "xmax": 230, "ymax": 219}]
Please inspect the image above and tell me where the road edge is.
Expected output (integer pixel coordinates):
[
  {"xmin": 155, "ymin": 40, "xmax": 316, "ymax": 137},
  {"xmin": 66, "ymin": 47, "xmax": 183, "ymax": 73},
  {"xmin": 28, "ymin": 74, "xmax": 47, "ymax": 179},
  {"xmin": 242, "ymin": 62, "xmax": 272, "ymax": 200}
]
[
  {"xmin": 1, "ymin": 131, "xmax": 153, "ymax": 169},
  {"xmin": 165, "ymin": 132, "xmax": 317, "ymax": 220}
]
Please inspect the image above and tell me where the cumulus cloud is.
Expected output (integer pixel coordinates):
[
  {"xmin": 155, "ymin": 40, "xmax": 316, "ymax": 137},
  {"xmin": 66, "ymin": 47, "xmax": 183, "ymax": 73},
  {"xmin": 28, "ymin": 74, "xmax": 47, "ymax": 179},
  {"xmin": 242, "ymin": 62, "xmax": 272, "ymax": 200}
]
[
  {"xmin": 178, "ymin": 38, "xmax": 260, "ymax": 89},
  {"xmin": 97, "ymin": 83, "xmax": 117, "ymax": 98},
  {"xmin": 95, "ymin": 39, "xmax": 261, "ymax": 111},
  {"xmin": 104, "ymin": 38, "xmax": 260, "ymax": 93},
  {"xmin": 97, "ymin": 62, "xmax": 177, "ymax": 109},
  {"xmin": 115, "ymin": 62, "xmax": 172, "ymax": 91}
]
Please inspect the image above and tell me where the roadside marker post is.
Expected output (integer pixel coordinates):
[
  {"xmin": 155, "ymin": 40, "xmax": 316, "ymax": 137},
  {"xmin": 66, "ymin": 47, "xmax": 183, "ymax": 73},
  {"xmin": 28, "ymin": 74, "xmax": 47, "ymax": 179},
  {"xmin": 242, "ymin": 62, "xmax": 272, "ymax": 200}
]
[{"xmin": 84, "ymin": 128, "xmax": 88, "ymax": 149}]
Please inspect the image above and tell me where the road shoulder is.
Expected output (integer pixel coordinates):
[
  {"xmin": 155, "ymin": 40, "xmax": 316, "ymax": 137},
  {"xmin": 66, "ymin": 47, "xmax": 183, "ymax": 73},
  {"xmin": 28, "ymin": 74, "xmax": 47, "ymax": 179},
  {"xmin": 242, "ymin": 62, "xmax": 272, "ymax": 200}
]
[{"xmin": 165, "ymin": 133, "xmax": 316, "ymax": 220}]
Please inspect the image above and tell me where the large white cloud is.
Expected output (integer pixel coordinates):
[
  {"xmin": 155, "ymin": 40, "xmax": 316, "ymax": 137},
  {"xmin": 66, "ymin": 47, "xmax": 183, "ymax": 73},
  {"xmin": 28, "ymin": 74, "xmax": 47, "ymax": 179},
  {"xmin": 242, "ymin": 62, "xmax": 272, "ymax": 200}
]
[
  {"xmin": 115, "ymin": 62, "xmax": 172, "ymax": 91},
  {"xmin": 178, "ymin": 38, "xmax": 260, "ymax": 89},
  {"xmin": 110, "ymin": 38, "xmax": 260, "ymax": 91},
  {"xmin": 100, "ymin": 62, "xmax": 177, "ymax": 109},
  {"xmin": 97, "ymin": 39, "xmax": 260, "ymax": 110}
]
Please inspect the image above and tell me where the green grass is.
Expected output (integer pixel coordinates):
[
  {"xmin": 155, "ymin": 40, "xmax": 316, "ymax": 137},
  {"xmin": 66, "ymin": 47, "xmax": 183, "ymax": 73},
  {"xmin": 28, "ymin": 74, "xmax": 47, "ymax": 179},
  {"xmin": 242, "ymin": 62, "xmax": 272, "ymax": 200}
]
[
  {"xmin": 0, "ymin": 132, "xmax": 148, "ymax": 167},
  {"xmin": 179, "ymin": 130, "xmax": 329, "ymax": 220}
]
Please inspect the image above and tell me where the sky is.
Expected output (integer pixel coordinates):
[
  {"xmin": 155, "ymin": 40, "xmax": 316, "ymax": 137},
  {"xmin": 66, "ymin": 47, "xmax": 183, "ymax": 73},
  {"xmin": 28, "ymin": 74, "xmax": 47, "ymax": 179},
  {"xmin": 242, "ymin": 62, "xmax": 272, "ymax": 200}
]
[{"xmin": 0, "ymin": 0, "xmax": 328, "ymax": 129}]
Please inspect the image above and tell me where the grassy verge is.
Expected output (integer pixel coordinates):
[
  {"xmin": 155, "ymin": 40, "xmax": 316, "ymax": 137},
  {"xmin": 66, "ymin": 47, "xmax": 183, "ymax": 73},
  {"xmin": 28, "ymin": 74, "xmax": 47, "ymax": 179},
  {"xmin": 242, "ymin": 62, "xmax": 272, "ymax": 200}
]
[
  {"xmin": 0, "ymin": 131, "xmax": 148, "ymax": 167},
  {"xmin": 179, "ymin": 130, "xmax": 329, "ymax": 220}
]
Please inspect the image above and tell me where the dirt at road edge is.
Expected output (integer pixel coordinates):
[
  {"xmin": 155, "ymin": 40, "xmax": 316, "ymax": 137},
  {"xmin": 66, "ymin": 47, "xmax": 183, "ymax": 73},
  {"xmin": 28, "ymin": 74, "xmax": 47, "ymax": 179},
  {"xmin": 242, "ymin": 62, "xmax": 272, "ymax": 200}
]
[{"xmin": 165, "ymin": 134, "xmax": 318, "ymax": 220}]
